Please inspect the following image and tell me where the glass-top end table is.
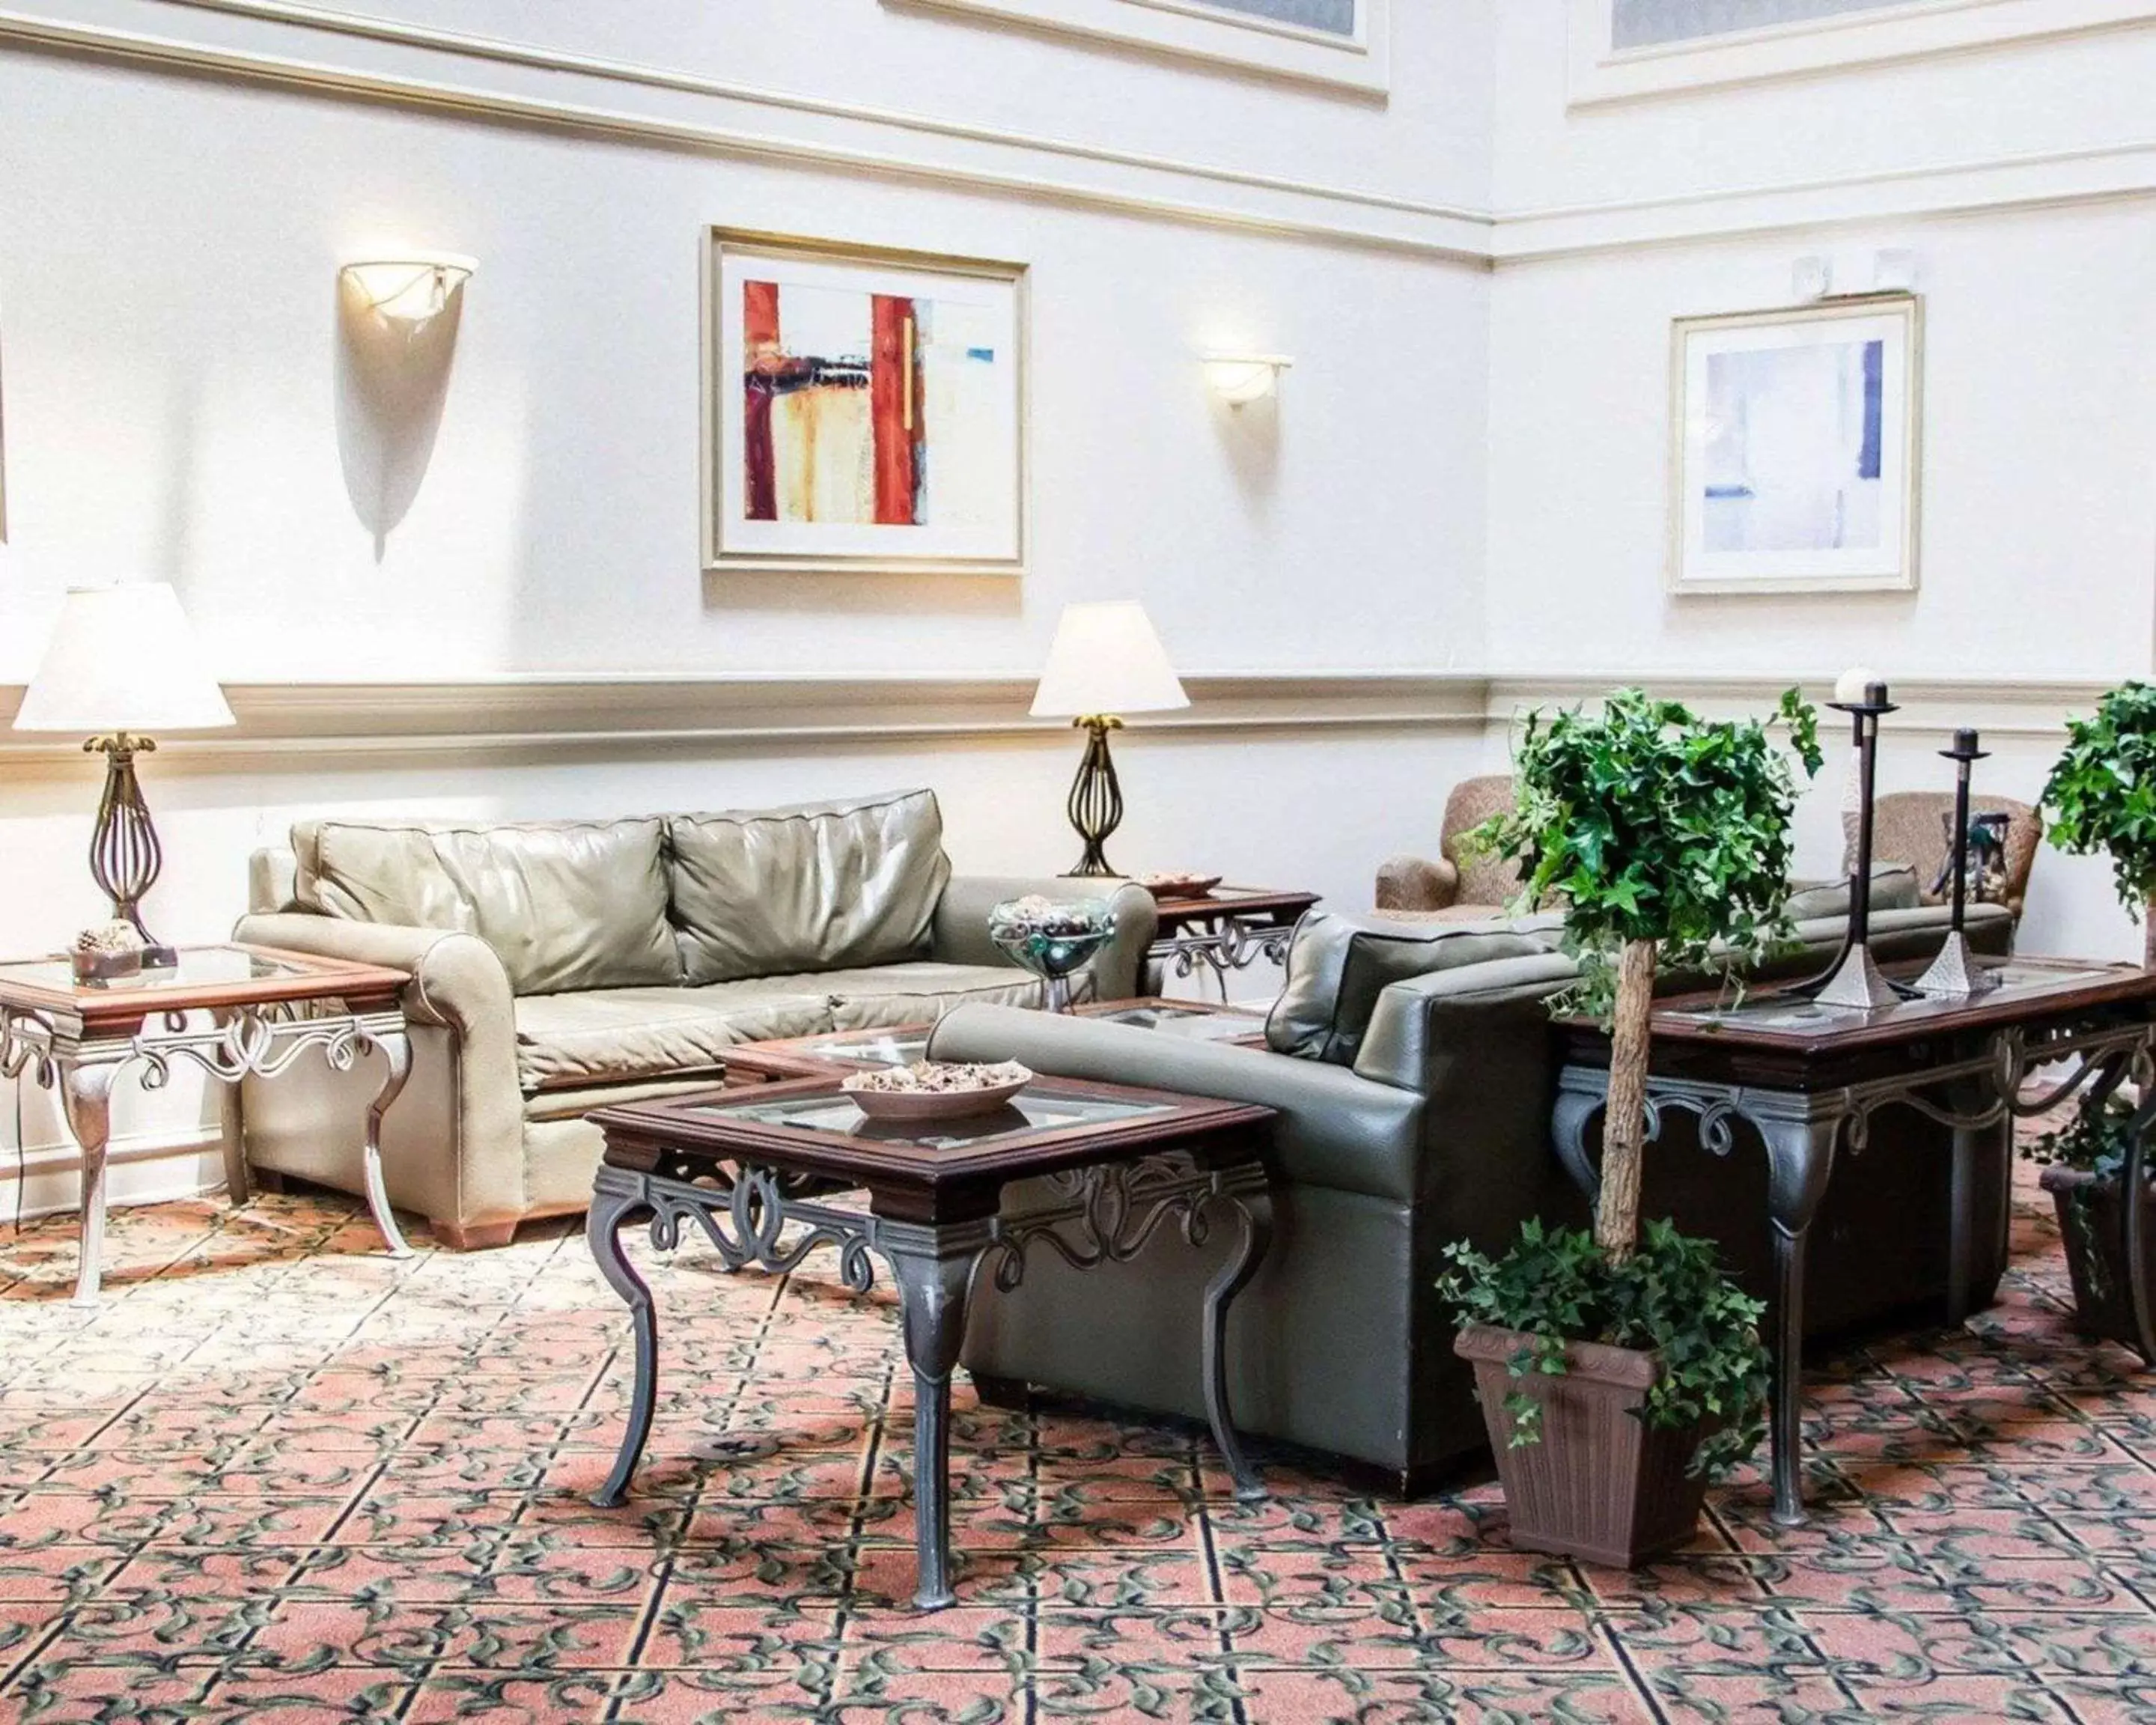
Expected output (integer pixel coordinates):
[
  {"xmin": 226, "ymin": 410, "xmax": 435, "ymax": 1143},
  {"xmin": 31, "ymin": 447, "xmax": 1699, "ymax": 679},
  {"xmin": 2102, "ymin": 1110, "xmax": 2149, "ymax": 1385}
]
[
  {"xmin": 585, "ymin": 1074, "xmax": 1278, "ymax": 1611},
  {"xmin": 0, "ymin": 942, "xmax": 418, "ymax": 1303},
  {"xmin": 1654, "ymin": 955, "xmax": 2134, "ymax": 1038}
]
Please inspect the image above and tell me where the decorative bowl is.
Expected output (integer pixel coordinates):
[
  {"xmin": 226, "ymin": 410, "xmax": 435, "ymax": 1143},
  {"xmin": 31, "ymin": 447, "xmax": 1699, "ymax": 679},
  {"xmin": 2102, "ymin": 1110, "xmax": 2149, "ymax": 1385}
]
[
  {"xmin": 841, "ymin": 1062, "xmax": 1035, "ymax": 1123},
  {"xmin": 1139, "ymin": 872, "xmax": 1224, "ymax": 900},
  {"xmin": 987, "ymin": 895, "xmax": 1116, "ymax": 1013}
]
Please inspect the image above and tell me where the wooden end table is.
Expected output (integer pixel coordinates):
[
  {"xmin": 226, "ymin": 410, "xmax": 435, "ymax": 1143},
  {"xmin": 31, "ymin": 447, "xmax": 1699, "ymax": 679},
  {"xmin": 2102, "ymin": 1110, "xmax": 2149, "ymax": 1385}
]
[
  {"xmin": 0, "ymin": 943, "xmax": 416, "ymax": 1303},
  {"xmin": 1145, "ymin": 888, "xmax": 1320, "ymax": 999},
  {"xmin": 1552, "ymin": 954, "xmax": 2156, "ymax": 1527},
  {"xmin": 585, "ymin": 1074, "xmax": 1276, "ymax": 1610}
]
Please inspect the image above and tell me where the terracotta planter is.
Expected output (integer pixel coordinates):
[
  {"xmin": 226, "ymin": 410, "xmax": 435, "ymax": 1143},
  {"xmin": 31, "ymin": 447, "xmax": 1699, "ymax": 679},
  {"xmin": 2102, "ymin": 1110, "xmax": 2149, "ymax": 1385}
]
[
  {"xmin": 2039, "ymin": 1166, "xmax": 2156, "ymax": 1351},
  {"xmin": 1455, "ymin": 1324, "xmax": 1711, "ymax": 1568}
]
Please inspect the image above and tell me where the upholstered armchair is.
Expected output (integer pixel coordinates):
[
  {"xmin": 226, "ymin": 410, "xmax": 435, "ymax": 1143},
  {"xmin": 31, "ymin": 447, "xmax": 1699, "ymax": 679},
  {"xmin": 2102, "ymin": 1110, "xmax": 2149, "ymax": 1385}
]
[
  {"xmin": 1849, "ymin": 793, "xmax": 2043, "ymax": 922},
  {"xmin": 1374, "ymin": 773, "xmax": 1519, "ymax": 917}
]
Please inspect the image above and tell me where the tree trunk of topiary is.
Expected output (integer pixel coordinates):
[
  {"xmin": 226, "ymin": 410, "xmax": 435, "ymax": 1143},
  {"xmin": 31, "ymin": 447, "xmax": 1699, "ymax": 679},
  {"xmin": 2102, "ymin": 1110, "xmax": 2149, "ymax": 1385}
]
[
  {"xmin": 1595, "ymin": 937, "xmax": 1660, "ymax": 1263},
  {"xmin": 2145, "ymin": 901, "xmax": 2155, "ymax": 970}
]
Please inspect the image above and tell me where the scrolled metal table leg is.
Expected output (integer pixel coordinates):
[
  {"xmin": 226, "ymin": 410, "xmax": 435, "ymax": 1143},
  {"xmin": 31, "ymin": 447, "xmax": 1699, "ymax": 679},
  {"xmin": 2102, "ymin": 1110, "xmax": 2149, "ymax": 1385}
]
[
  {"xmin": 1199, "ymin": 1185, "xmax": 1272, "ymax": 1503},
  {"xmin": 359, "ymin": 1024, "xmax": 415, "ymax": 1258},
  {"xmin": 58, "ymin": 1062, "xmax": 121, "ymax": 1308},
  {"xmin": 879, "ymin": 1218, "xmax": 993, "ymax": 1612},
  {"xmin": 588, "ymin": 1175, "xmax": 660, "ymax": 1509}
]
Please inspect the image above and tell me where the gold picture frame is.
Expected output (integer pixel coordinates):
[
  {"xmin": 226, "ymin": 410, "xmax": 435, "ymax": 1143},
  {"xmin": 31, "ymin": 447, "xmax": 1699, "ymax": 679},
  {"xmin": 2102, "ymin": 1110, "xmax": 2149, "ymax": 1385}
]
[
  {"xmin": 701, "ymin": 228, "xmax": 1029, "ymax": 578},
  {"xmin": 1668, "ymin": 293, "xmax": 1922, "ymax": 596}
]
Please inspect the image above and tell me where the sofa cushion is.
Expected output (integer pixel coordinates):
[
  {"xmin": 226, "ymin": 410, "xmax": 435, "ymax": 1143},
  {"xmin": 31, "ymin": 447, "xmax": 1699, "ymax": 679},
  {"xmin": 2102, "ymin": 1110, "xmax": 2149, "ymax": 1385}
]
[
  {"xmin": 815, "ymin": 961, "xmax": 1050, "ymax": 1030},
  {"xmin": 1267, "ymin": 911, "xmax": 1549, "ymax": 1067},
  {"xmin": 669, "ymin": 790, "xmax": 951, "ymax": 986},
  {"xmin": 513, "ymin": 984, "xmax": 832, "ymax": 1094},
  {"xmin": 294, "ymin": 818, "xmax": 679, "ymax": 997},
  {"xmin": 1785, "ymin": 863, "xmax": 1921, "ymax": 922}
]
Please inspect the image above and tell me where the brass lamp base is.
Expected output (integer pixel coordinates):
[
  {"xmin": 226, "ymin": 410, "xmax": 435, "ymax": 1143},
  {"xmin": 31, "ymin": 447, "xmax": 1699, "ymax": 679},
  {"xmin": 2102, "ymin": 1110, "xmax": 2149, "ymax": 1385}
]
[
  {"xmin": 85, "ymin": 731, "xmax": 174, "ymax": 964},
  {"xmin": 1063, "ymin": 715, "xmax": 1125, "ymax": 878}
]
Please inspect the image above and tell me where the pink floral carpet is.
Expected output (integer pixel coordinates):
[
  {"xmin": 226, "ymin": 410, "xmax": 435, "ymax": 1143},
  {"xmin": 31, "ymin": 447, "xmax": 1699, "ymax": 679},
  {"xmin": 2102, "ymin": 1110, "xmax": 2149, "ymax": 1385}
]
[{"xmin": 0, "ymin": 1156, "xmax": 2152, "ymax": 1724}]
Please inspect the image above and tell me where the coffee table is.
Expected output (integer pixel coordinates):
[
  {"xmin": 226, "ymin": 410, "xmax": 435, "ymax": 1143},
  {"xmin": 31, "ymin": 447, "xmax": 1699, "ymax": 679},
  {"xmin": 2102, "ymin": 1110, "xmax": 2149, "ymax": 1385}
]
[
  {"xmin": 726, "ymin": 997, "xmax": 1269, "ymax": 1083},
  {"xmin": 1552, "ymin": 953, "xmax": 2156, "ymax": 1526},
  {"xmin": 585, "ymin": 1074, "xmax": 1276, "ymax": 1609},
  {"xmin": 0, "ymin": 943, "xmax": 415, "ymax": 1303}
]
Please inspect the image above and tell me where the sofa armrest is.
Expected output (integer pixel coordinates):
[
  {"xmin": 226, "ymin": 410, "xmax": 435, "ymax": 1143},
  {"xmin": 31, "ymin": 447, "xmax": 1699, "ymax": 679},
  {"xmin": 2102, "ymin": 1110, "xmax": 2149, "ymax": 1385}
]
[
  {"xmin": 929, "ymin": 1003, "xmax": 1422, "ymax": 1202},
  {"xmin": 931, "ymin": 876, "xmax": 1159, "ymax": 1000},
  {"xmin": 232, "ymin": 912, "xmax": 527, "ymax": 1229},
  {"xmin": 234, "ymin": 913, "xmax": 515, "ymax": 1035},
  {"xmin": 1375, "ymin": 854, "xmax": 1459, "ymax": 913},
  {"xmin": 1350, "ymin": 952, "xmax": 1581, "ymax": 1096}
]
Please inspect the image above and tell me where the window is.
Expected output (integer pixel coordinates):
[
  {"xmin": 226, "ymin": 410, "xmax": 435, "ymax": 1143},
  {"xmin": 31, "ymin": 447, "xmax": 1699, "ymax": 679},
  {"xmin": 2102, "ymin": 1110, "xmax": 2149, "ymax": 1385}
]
[
  {"xmin": 1613, "ymin": 0, "xmax": 1906, "ymax": 49},
  {"xmin": 1193, "ymin": 0, "xmax": 1358, "ymax": 36},
  {"xmin": 888, "ymin": 0, "xmax": 1389, "ymax": 94},
  {"xmin": 1570, "ymin": 0, "xmax": 2156, "ymax": 104}
]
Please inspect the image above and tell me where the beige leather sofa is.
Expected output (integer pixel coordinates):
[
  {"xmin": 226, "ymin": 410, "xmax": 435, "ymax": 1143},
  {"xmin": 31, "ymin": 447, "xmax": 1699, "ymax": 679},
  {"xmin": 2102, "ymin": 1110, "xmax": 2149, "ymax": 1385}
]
[{"xmin": 231, "ymin": 789, "xmax": 1157, "ymax": 1247}]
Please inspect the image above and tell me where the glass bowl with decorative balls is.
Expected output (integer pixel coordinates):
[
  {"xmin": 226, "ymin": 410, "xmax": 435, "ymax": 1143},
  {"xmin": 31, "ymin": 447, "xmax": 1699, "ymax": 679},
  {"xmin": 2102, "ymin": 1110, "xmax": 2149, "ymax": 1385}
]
[{"xmin": 987, "ymin": 895, "xmax": 1116, "ymax": 1014}]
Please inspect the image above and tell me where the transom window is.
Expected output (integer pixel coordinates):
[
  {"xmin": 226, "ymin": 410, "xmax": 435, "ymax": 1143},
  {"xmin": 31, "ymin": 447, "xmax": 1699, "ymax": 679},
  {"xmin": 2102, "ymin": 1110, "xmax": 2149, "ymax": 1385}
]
[
  {"xmin": 1613, "ymin": 0, "xmax": 1910, "ymax": 47},
  {"xmin": 1184, "ymin": 0, "xmax": 1358, "ymax": 37}
]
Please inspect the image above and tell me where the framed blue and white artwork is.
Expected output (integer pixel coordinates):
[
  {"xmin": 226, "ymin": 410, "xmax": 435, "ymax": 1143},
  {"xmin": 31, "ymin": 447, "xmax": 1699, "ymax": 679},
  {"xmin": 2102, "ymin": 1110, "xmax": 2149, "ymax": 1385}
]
[{"xmin": 1669, "ymin": 293, "xmax": 1920, "ymax": 594}]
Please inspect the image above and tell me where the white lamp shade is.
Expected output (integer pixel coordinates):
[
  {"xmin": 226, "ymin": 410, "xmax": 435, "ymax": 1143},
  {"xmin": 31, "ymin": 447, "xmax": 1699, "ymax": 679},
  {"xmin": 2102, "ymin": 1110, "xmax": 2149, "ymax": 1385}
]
[
  {"xmin": 1030, "ymin": 601, "xmax": 1190, "ymax": 719},
  {"xmin": 13, "ymin": 584, "xmax": 237, "ymax": 734}
]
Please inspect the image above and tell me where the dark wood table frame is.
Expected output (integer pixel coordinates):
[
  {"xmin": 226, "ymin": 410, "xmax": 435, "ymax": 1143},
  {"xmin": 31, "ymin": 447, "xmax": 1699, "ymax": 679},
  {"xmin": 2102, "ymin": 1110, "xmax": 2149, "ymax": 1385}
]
[
  {"xmin": 1552, "ymin": 955, "xmax": 2156, "ymax": 1527},
  {"xmin": 585, "ymin": 1075, "xmax": 1277, "ymax": 1610},
  {"xmin": 0, "ymin": 943, "xmax": 415, "ymax": 1304}
]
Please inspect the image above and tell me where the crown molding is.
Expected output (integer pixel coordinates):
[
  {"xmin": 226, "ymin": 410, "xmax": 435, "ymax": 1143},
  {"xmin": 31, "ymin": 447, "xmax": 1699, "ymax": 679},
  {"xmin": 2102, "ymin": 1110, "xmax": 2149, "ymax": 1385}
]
[
  {"xmin": 0, "ymin": 1, "xmax": 1487, "ymax": 262},
  {"xmin": 6, "ymin": 1, "xmax": 2154, "ymax": 267}
]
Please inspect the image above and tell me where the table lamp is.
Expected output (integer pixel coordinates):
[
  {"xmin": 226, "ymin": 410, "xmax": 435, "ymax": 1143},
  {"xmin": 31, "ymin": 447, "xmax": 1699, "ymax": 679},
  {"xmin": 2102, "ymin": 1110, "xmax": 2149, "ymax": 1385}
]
[
  {"xmin": 12, "ymin": 583, "xmax": 236, "ymax": 967},
  {"xmin": 1030, "ymin": 601, "xmax": 1189, "ymax": 877}
]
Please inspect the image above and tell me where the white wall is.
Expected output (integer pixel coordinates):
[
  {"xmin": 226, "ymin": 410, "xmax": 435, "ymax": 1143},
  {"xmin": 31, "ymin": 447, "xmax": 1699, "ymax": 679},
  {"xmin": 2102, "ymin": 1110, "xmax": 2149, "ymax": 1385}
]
[
  {"xmin": 0, "ymin": 0, "xmax": 1497, "ymax": 1213},
  {"xmin": 1484, "ymin": 1, "xmax": 2156, "ymax": 960}
]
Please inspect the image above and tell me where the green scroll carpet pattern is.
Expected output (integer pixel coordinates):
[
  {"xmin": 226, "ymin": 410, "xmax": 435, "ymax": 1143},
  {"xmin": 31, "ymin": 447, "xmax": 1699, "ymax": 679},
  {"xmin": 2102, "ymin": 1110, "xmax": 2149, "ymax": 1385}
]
[{"xmin": 0, "ymin": 1141, "xmax": 2152, "ymax": 1723}]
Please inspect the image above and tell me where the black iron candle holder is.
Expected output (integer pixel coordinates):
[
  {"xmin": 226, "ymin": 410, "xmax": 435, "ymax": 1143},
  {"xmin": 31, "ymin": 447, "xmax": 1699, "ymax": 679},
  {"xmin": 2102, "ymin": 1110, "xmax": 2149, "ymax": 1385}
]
[
  {"xmin": 1913, "ymin": 728, "xmax": 1997, "ymax": 997},
  {"xmin": 1806, "ymin": 681, "xmax": 1907, "ymax": 1011}
]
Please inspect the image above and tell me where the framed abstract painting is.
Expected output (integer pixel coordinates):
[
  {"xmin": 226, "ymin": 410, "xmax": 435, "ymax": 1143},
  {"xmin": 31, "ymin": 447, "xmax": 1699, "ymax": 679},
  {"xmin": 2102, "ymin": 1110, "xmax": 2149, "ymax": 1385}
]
[
  {"xmin": 703, "ymin": 230, "xmax": 1027, "ymax": 576},
  {"xmin": 1668, "ymin": 293, "xmax": 1920, "ymax": 595}
]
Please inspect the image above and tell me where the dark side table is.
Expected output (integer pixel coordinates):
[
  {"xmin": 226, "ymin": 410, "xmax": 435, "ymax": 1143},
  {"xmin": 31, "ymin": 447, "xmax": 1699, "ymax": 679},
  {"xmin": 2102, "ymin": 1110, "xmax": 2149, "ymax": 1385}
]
[
  {"xmin": 1145, "ymin": 887, "xmax": 1320, "ymax": 999},
  {"xmin": 1553, "ymin": 955, "xmax": 2156, "ymax": 1528},
  {"xmin": 585, "ymin": 1074, "xmax": 1276, "ymax": 1610}
]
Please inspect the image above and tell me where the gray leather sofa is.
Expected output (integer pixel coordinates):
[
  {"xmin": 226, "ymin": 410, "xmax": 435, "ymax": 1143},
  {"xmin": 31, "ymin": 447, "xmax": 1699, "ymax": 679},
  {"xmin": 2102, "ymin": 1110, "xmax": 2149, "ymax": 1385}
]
[
  {"xmin": 931, "ymin": 883, "xmax": 2015, "ymax": 1493},
  {"xmin": 232, "ymin": 789, "xmax": 1155, "ymax": 1247}
]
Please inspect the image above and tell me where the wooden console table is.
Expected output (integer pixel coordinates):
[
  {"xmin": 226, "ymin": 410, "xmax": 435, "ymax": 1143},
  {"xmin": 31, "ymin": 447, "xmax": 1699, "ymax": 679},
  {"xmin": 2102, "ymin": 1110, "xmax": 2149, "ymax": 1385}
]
[
  {"xmin": 0, "ymin": 943, "xmax": 415, "ymax": 1303},
  {"xmin": 1552, "ymin": 955, "xmax": 2156, "ymax": 1527}
]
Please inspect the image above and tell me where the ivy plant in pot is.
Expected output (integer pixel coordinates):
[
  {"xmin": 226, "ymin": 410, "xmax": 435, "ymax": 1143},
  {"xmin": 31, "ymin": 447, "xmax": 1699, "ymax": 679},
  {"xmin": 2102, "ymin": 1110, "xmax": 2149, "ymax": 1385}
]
[
  {"xmin": 2042, "ymin": 681, "xmax": 2156, "ymax": 969},
  {"xmin": 2023, "ymin": 1091, "xmax": 2156, "ymax": 1355},
  {"xmin": 1441, "ymin": 687, "xmax": 1821, "ymax": 1568}
]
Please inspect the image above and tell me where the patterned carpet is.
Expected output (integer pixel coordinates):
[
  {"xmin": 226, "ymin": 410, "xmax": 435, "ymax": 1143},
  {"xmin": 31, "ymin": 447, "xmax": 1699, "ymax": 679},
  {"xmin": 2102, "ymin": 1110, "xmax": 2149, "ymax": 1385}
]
[{"xmin": 0, "ymin": 1151, "xmax": 2152, "ymax": 1724}]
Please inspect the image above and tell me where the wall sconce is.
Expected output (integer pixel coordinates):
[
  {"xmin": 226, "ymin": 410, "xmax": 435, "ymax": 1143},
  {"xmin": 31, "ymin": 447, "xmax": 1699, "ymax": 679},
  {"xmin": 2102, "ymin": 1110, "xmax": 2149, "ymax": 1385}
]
[
  {"xmin": 1202, "ymin": 352, "xmax": 1292, "ymax": 407},
  {"xmin": 339, "ymin": 253, "xmax": 477, "ymax": 326}
]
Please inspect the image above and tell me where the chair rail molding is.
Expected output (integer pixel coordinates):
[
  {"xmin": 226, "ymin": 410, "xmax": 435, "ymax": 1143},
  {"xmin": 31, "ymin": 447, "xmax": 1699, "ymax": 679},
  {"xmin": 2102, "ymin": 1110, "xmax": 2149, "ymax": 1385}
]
[
  {"xmin": 0, "ymin": 670, "xmax": 2110, "ymax": 774},
  {"xmin": 0, "ymin": 671, "xmax": 1489, "ymax": 773}
]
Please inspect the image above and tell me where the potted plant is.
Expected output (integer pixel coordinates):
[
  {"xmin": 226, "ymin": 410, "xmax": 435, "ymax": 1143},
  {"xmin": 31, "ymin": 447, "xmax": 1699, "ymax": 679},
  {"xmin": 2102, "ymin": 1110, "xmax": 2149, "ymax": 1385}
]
[
  {"xmin": 2024, "ymin": 1090, "xmax": 2156, "ymax": 1353},
  {"xmin": 2042, "ymin": 681, "xmax": 2156, "ymax": 967},
  {"xmin": 1442, "ymin": 687, "xmax": 1821, "ymax": 1566}
]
